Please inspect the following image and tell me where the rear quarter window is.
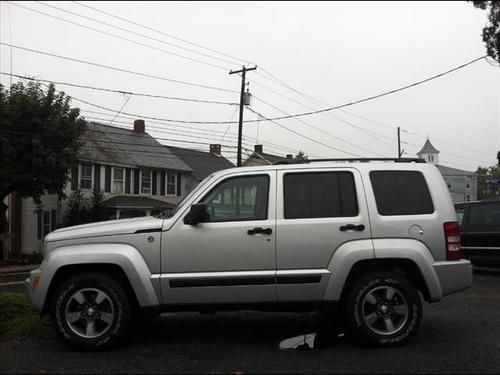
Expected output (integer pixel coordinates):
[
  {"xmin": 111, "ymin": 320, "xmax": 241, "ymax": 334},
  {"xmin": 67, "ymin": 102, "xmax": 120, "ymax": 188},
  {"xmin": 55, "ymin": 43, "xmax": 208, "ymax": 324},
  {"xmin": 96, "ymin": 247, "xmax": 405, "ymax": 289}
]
[{"xmin": 370, "ymin": 170, "xmax": 434, "ymax": 216}]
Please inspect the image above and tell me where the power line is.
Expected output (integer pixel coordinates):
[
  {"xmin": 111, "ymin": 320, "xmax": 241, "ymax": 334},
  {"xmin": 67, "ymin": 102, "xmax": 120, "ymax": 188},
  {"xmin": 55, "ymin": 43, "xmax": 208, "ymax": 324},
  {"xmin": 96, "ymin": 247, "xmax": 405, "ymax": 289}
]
[
  {"xmin": 55, "ymin": 0, "xmax": 393, "ymax": 152},
  {"xmin": 7, "ymin": 1, "xmax": 230, "ymax": 71},
  {"xmin": 36, "ymin": 1, "xmax": 242, "ymax": 69},
  {"xmin": 246, "ymin": 107, "xmax": 362, "ymax": 157},
  {"xmin": 401, "ymin": 129, "xmax": 495, "ymax": 158},
  {"xmin": 0, "ymin": 43, "xmax": 237, "ymax": 94},
  {"xmin": 247, "ymin": 55, "xmax": 487, "ymax": 122},
  {"xmin": 251, "ymin": 78, "xmax": 397, "ymax": 151},
  {"xmin": 0, "ymin": 72, "xmax": 239, "ymax": 105},
  {"xmin": 81, "ymin": 113, "xmax": 300, "ymax": 157},
  {"xmin": 71, "ymin": 0, "xmax": 254, "ymax": 67},
  {"xmin": 252, "ymin": 95, "xmax": 385, "ymax": 157}
]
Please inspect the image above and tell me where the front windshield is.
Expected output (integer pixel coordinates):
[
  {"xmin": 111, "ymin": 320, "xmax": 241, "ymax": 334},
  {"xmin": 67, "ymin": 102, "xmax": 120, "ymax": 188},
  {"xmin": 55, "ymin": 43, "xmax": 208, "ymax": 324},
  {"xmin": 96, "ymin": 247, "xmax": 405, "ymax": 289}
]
[{"xmin": 156, "ymin": 174, "xmax": 215, "ymax": 219}]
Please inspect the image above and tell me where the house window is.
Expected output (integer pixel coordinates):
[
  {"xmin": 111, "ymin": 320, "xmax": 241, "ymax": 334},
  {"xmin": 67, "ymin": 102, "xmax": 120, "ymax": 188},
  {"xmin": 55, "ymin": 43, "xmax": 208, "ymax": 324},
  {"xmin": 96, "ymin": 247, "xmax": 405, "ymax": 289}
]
[
  {"xmin": 466, "ymin": 179, "xmax": 471, "ymax": 190},
  {"xmin": 113, "ymin": 168, "xmax": 124, "ymax": 194},
  {"xmin": 38, "ymin": 209, "xmax": 56, "ymax": 239},
  {"xmin": 80, "ymin": 164, "xmax": 93, "ymax": 190},
  {"xmin": 42, "ymin": 211, "xmax": 51, "ymax": 237},
  {"xmin": 447, "ymin": 180, "xmax": 452, "ymax": 189},
  {"xmin": 167, "ymin": 173, "xmax": 177, "ymax": 195},
  {"xmin": 466, "ymin": 194, "xmax": 471, "ymax": 202},
  {"xmin": 141, "ymin": 170, "xmax": 152, "ymax": 194}
]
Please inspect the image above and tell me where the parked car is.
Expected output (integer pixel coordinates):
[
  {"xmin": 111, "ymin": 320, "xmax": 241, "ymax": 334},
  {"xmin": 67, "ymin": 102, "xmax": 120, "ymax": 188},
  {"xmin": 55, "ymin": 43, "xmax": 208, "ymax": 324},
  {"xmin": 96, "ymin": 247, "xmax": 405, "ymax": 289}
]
[
  {"xmin": 26, "ymin": 158, "xmax": 472, "ymax": 350},
  {"xmin": 455, "ymin": 199, "xmax": 500, "ymax": 266}
]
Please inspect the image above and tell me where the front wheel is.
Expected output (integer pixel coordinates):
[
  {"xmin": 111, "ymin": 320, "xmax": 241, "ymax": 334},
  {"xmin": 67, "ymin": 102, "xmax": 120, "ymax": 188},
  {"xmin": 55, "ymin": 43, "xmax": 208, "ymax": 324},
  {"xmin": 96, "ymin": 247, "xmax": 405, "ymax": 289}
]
[
  {"xmin": 50, "ymin": 272, "xmax": 132, "ymax": 350},
  {"xmin": 344, "ymin": 272, "xmax": 422, "ymax": 347}
]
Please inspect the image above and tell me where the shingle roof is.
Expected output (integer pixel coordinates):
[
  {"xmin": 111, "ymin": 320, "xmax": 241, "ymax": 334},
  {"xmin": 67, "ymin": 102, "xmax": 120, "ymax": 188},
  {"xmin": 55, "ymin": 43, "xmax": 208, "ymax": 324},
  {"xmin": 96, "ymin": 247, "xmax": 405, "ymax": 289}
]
[
  {"xmin": 80, "ymin": 122, "xmax": 192, "ymax": 172},
  {"xmin": 417, "ymin": 139, "xmax": 440, "ymax": 156},
  {"xmin": 246, "ymin": 151, "xmax": 288, "ymax": 164},
  {"xmin": 166, "ymin": 146, "xmax": 234, "ymax": 180},
  {"xmin": 436, "ymin": 165, "xmax": 477, "ymax": 177}
]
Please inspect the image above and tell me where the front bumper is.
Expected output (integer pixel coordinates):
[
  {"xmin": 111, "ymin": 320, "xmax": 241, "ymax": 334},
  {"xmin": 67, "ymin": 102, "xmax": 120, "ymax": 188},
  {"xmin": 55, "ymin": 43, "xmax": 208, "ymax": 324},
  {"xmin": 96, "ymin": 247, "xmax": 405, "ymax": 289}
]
[
  {"xmin": 433, "ymin": 259, "xmax": 473, "ymax": 297},
  {"xmin": 25, "ymin": 268, "xmax": 45, "ymax": 312}
]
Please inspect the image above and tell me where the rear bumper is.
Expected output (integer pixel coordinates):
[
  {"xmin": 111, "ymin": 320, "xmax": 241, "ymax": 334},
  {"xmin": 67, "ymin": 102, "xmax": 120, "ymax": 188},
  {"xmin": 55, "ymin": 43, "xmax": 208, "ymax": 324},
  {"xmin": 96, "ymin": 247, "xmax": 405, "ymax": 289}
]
[{"xmin": 433, "ymin": 259, "xmax": 472, "ymax": 297}]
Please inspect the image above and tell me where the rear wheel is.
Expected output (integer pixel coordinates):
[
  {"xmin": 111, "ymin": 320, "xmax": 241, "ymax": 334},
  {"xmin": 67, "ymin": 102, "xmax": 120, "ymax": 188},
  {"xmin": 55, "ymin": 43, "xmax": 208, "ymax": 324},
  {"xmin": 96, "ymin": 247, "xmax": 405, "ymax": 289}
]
[
  {"xmin": 50, "ymin": 272, "xmax": 132, "ymax": 350},
  {"xmin": 344, "ymin": 272, "xmax": 422, "ymax": 347}
]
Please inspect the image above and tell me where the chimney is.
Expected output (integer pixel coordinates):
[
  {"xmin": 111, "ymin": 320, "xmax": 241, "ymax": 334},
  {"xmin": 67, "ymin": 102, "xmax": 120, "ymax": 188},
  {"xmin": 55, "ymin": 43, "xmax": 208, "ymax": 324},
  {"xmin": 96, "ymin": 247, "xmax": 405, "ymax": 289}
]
[
  {"xmin": 210, "ymin": 144, "xmax": 221, "ymax": 156},
  {"xmin": 254, "ymin": 144, "xmax": 263, "ymax": 154},
  {"xmin": 286, "ymin": 154, "xmax": 293, "ymax": 159},
  {"xmin": 133, "ymin": 119, "xmax": 145, "ymax": 133}
]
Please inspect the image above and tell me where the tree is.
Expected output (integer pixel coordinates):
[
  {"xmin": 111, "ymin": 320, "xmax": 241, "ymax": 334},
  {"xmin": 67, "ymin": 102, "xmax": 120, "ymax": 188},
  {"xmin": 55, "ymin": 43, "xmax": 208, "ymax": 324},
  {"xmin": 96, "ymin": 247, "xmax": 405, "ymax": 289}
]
[
  {"xmin": 0, "ymin": 81, "xmax": 85, "ymax": 237},
  {"xmin": 472, "ymin": 1, "xmax": 500, "ymax": 62},
  {"xmin": 63, "ymin": 189, "xmax": 107, "ymax": 227},
  {"xmin": 477, "ymin": 165, "xmax": 500, "ymax": 200},
  {"xmin": 294, "ymin": 151, "xmax": 309, "ymax": 161}
]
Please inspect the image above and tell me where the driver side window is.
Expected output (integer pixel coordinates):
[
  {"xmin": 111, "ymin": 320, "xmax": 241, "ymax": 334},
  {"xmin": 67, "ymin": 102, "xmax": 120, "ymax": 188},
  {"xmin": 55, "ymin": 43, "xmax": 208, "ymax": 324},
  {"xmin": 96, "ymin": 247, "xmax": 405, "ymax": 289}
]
[{"xmin": 202, "ymin": 175, "xmax": 269, "ymax": 222}]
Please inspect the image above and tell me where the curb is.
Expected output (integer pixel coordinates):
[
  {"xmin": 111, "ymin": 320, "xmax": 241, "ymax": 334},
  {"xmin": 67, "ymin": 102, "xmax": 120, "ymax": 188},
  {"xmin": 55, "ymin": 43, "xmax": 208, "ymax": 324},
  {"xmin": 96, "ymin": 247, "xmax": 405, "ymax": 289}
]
[{"xmin": 0, "ymin": 264, "xmax": 40, "ymax": 275}]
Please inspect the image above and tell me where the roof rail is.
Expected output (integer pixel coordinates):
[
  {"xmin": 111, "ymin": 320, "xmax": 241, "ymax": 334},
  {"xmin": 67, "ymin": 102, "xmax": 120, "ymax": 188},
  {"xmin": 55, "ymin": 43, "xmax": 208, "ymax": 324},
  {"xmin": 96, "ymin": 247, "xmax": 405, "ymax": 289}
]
[{"xmin": 273, "ymin": 158, "xmax": 426, "ymax": 165}]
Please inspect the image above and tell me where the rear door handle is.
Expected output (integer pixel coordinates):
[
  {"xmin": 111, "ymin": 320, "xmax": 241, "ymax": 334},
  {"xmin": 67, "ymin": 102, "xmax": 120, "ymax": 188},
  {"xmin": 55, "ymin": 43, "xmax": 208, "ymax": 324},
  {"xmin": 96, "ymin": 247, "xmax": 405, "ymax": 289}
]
[
  {"xmin": 248, "ymin": 227, "xmax": 273, "ymax": 235},
  {"xmin": 340, "ymin": 224, "xmax": 365, "ymax": 232}
]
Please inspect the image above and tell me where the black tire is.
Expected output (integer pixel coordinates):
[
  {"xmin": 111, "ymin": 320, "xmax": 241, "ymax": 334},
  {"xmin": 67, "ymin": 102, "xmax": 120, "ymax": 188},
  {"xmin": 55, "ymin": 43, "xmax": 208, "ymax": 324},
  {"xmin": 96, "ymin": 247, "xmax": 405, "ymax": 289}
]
[
  {"xmin": 344, "ymin": 272, "xmax": 422, "ymax": 347},
  {"xmin": 50, "ymin": 272, "xmax": 132, "ymax": 351}
]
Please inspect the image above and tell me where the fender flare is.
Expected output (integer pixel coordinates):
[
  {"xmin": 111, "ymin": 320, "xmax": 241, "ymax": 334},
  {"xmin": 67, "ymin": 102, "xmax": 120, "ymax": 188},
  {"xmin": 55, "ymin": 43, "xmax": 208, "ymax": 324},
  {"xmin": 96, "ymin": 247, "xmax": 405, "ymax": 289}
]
[
  {"xmin": 37, "ymin": 243, "xmax": 159, "ymax": 310},
  {"xmin": 322, "ymin": 239, "xmax": 443, "ymax": 302}
]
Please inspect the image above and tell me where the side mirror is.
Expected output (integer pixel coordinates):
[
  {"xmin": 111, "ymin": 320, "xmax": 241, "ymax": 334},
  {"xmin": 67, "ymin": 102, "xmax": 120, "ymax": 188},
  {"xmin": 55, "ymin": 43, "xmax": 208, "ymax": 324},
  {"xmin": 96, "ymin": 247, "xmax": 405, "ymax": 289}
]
[{"xmin": 184, "ymin": 203, "xmax": 209, "ymax": 225}]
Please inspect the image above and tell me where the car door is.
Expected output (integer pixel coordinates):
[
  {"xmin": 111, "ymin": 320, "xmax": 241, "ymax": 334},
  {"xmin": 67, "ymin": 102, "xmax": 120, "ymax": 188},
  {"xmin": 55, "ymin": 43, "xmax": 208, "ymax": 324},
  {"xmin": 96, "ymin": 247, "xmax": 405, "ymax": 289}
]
[
  {"xmin": 275, "ymin": 167, "xmax": 372, "ymax": 302},
  {"xmin": 160, "ymin": 171, "xmax": 277, "ymax": 305}
]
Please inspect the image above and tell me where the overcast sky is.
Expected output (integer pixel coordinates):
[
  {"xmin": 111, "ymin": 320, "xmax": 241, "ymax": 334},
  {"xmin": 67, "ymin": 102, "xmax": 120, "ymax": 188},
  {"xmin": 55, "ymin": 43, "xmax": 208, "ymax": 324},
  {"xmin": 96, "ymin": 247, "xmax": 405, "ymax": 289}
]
[{"xmin": 1, "ymin": 1, "xmax": 499, "ymax": 170}]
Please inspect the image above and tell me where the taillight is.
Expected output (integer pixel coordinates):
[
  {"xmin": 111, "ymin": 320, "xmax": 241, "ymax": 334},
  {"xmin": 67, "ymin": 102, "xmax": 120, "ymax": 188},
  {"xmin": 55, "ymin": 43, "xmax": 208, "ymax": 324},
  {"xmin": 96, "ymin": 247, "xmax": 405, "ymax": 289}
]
[{"xmin": 444, "ymin": 221, "xmax": 461, "ymax": 261}]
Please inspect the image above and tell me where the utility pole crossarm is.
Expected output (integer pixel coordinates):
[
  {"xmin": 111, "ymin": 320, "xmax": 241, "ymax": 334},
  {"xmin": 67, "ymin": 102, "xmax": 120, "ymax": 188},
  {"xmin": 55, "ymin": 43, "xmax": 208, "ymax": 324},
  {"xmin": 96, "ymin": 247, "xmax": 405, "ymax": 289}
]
[{"xmin": 229, "ymin": 65, "xmax": 257, "ymax": 167}]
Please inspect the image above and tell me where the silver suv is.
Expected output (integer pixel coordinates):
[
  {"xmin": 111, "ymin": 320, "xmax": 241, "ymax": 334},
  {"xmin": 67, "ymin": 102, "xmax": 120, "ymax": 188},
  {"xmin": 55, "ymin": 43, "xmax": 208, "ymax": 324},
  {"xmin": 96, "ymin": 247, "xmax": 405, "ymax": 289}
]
[{"xmin": 26, "ymin": 158, "xmax": 472, "ymax": 350}]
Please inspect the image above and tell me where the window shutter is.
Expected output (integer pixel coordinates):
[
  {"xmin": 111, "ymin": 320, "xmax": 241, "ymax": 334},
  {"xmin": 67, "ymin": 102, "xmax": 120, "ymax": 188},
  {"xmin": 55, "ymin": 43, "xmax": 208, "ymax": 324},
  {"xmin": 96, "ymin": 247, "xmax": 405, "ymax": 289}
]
[
  {"xmin": 105, "ymin": 166, "xmax": 111, "ymax": 193},
  {"xmin": 160, "ymin": 172, "xmax": 166, "ymax": 196},
  {"xmin": 71, "ymin": 166, "xmax": 78, "ymax": 191},
  {"xmin": 37, "ymin": 211, "xmax": 42, "ymax": 239},
  {"xmin": 94, "ymin": 164, "xmax": 101, "ymax": 191},
  {"xmin": 125, "ymin": 168, "xmax": 131, "ymax": 194},
  {"xmin": 134, "ymin": 170, "xmax": 140, "ymax": 194},
  {"xmin": 152, "ymin": 172, "xmax": 157, "ymax": 195},
  {"xmin": 51, "ymin": 210, "xmax": 57, "ymax": 231},
  {"xmin": 177, "ymin": 173, "xmax": 182, "ymax": 196}
]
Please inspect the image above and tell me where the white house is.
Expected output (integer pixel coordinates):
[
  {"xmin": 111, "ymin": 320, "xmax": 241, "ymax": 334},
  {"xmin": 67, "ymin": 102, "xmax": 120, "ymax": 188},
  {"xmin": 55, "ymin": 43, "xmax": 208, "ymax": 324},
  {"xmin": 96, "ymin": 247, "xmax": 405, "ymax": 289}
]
[
  {"xmin": 7, "ymin": 119, "xmax": 196, "ymax": 256},
  {"xmin": 417, "ymin": 139, "xmax": 477, "ymax": 203}
]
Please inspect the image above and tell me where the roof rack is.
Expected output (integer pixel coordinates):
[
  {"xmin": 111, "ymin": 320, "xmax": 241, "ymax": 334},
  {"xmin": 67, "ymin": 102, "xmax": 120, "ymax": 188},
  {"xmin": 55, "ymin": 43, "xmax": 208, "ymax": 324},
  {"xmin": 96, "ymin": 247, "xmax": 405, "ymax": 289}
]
[{"xmin": 273, "ymin": 158, "xmax": 426, "ymax": 165}]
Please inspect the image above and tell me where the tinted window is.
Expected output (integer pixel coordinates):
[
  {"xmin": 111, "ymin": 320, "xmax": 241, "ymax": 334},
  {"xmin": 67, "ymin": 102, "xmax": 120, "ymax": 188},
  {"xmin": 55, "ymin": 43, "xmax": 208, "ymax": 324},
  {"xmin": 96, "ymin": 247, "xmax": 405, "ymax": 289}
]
[
  {"xmin": 455, "ymin": 207, "xmax": 465, "ymax": 226},
  {"xmin": 284, "ymin": 172, "xmax": 358, "ymax": 219},
  {"xmin": 467, "ymin": 203, "xmax": 500, "ymax": 229},
  {"xmin": 202, "ymin": 175, "xmax": 269, "ymax": 222},
  {"xmin": 370, "ymin": 171, "xmax": 434, "ymax": 216}
]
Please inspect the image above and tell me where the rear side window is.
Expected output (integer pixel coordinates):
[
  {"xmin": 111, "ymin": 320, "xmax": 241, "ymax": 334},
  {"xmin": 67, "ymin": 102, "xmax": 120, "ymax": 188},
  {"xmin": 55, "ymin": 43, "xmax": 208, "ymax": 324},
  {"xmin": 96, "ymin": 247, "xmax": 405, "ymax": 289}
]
[
  {"xmin": 284, "ymin": 172, "xmax": 358, "ymax": 219},
  {"xmin": 455, "ymin": 207, "xmax": 465, "ymax": 226},
  {"xmin": 467, "ymin": 202, "xmax": 500, "ymax": 230},
  {"xmin": 370, "ymin": 171, "xmax": 434, "ymax": 216}
]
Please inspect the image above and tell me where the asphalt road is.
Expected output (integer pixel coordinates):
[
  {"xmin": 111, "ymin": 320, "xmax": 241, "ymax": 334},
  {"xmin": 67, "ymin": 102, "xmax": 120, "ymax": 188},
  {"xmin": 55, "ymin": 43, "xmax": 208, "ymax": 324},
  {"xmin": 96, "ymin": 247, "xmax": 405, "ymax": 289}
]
[{"xmin": 1, "ymin": 272, "xmax": 500, "ymax": 374}]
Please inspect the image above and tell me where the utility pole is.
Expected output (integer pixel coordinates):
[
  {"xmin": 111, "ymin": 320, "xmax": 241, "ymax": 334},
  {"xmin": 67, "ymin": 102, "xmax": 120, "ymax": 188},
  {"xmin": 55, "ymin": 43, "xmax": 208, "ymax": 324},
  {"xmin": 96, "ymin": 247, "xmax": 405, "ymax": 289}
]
[
  {"xmin": 397, "ymin": 126, "xmax": 401, "ymax": 158},
  {"xmin": 229, "ymin": 65, "xmax": 257, "ymax": 167}
]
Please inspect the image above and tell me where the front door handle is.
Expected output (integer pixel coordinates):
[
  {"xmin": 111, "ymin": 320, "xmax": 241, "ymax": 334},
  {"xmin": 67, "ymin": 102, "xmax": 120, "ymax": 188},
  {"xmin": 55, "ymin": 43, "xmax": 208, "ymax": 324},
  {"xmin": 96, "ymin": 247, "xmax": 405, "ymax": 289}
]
[
  {"xmin": 340, "ymin": 224, "xmax": 365, "ymax": 232},
  {"xmin": 248, "ymin": 227, "xmax": 273, "ymax": 235}
]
